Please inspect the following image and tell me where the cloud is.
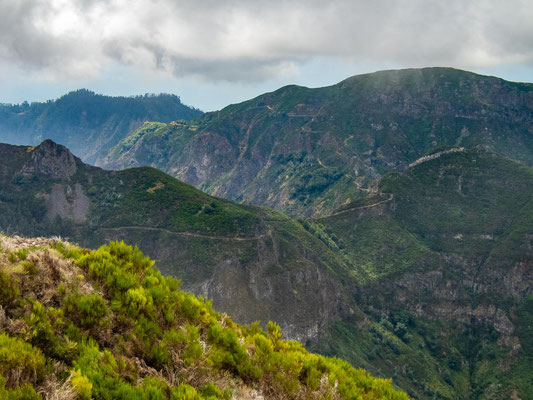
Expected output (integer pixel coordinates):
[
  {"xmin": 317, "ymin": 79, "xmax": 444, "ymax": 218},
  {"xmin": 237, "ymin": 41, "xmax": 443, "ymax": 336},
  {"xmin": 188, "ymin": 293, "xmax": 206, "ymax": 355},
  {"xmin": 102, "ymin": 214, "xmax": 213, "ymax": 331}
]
[{"xmin": 0, "ymin": 0, "xmax": 532, "ymax": 82}]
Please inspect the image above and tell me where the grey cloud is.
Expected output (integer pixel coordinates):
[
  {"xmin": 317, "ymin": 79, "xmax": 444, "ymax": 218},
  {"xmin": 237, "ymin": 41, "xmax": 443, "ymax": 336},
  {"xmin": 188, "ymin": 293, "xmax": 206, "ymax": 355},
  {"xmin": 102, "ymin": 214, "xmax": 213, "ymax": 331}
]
[{"xmin": 0, "ymin": 0, "xmax": 531, "ymax": 82}]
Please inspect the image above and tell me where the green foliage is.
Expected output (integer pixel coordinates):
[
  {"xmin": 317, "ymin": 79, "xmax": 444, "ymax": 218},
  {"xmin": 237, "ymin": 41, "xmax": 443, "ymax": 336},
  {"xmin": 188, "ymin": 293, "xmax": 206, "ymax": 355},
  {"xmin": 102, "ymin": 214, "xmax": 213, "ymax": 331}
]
[
  {"xmin": 0, "ymin": 239, "xmax": 409, "ymax": 400},
  {"xmin": 15, "ymin": 248, "xmax": 29, "ymax": 260},
  {"xmin": 0, "ymin": 271, "xmax": 20, "ymax": 306},
  {"xmin": 22, "ymin": 260, "xmax": 38, "ymax": 275},
  {"xmin": 70, "ymin": 369, "xmax": 92, "ymax": 400},
  {"xmin": 0, "ymin": 334, "xmax": 46, "ymax": 387},
  {"xmin": 66, "ymin": 294, "xmax": 109, "ymax": 328},
  {"xmin": 0, "ymin": 376, "xmax": 40, "ymax": 400}
]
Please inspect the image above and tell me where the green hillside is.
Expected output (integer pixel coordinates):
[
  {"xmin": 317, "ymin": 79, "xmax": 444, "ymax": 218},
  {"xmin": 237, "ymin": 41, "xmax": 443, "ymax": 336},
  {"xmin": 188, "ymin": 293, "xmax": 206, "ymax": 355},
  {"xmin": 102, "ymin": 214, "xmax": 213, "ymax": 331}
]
[
  {"xmin": 311, "ymin": 148, "xmax": 533, "ymax": 399},
  {"xmin": 0, "ymin": 90, "xmax": 203, "ymax": 165},
  {"xmin": 102, "ymin": 68, "xmax": 533, "ymax": 217},
  {"xmin": 0, "ymin": 140, "xmax": 355, "ymax": 347},
  {"xmin": 1, "ymin": 140, "xmax": 532, "ymax": 399},
  {"xmin": 0, "ymin": 235, "xmax": 409, "ymax": 399}
]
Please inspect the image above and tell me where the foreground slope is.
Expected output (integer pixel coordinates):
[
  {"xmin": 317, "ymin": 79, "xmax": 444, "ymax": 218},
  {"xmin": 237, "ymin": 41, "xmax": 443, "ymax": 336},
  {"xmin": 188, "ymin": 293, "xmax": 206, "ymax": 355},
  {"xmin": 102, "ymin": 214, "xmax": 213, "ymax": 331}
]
[
  {"xmin": 0, "ymin": 140, "xmax": 354, "ymax": 343},
  {"xmin": 311, "ymin": 148, "xmax": 533, "ymax": 399},
  {"xmin": 0, "ymin": 90, "xmax": 203, "ymax": 165},
  {"xmin": 103, "ymin": 68, "xmax": 533, "ymax": 216},
  {"xmin": 0, "ymin": 235, "xmax": 408, "ymax": 399}
]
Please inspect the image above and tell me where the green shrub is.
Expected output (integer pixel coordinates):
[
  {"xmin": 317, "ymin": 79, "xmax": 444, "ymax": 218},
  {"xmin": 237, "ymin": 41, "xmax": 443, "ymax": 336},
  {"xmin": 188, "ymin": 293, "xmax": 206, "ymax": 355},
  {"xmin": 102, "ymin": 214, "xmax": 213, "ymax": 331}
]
[
  {"xmin": 70, "ymin": 369, "xmax": 92, "ymax": 400},
  {"xmin": 171, "ymin": 384, "xmax": 200, "ymax": 400},
  {"xmin": 22, "ymin": 261, "xmax": 38, "ymax": 275},
  {"xmin": 0, "ymin": 240, "xmax": 410, "ymax": 400},
  {"xmin": 0, "ymin": 334, "xmax": 46, "ymax": 387},
  {"xmin": 66, "ymin": 294, "xmax": 108, "ymax": 328},
  {"xmin": 0, "ymin": 376, "xmax": 40, "ymax": 400},
  {"xmin": 0, "ymin": 271, "xmax": 20, "ymax": 307},
  {"xmin": 15, "ymin": 248, "xmax": 29, "ymax": 260}
]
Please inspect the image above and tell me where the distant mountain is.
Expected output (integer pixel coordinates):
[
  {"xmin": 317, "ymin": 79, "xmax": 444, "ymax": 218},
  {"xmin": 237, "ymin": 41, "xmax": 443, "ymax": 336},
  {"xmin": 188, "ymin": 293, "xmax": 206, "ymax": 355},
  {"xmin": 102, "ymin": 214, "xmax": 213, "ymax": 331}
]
[
  {"xmin": 0, "ymin": 89, "xmax": 203, "ymax": 164},
  {"xmin": 102, "ymin": 68, "xmax": 533, "ymax": 217},
  {"xmin": 1, "ymin": 140, "xmax": 532, "ymax": 399}
]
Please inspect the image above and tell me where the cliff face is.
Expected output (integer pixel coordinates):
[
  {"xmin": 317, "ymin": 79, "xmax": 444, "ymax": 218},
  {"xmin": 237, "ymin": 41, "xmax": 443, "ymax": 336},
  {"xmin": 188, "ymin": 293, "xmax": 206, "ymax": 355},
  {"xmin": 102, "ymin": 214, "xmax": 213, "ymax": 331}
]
[
  {"xmin": 103, "ymin": 68, "xmax": 533, "ymax": 217},
  {"xmin": 20, "ymin": 139, "xmax": 79, "ymax": 179}
]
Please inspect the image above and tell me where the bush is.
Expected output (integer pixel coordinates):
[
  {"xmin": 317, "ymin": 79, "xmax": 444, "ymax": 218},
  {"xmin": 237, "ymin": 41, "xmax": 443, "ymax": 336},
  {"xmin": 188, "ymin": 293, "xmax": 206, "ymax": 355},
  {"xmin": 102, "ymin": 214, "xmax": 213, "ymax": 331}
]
[
  {"xmin": 171, "ymin": 384, "xmax": 200, "ymax": 400},
  {"xmin": 0, "ymin": 271, "xmax": 20, "ymax": 307},
  {"xmin": 70, "ymin": 369, "xmax": 92, "ymax": 400},
  {"xmin": 22, "ymin": 261, "xmax": 38, "ymax": 275},
  {"xmin": 0, "ymin": 376, "xmax": 40, "ymax": 400},
  {"xmin": 66, "ymin": 294, "xmax": 108, "ymax": 328},
  {"xmin": 0, "ymin": 334, "xmax": 46, "ymax": 387}
]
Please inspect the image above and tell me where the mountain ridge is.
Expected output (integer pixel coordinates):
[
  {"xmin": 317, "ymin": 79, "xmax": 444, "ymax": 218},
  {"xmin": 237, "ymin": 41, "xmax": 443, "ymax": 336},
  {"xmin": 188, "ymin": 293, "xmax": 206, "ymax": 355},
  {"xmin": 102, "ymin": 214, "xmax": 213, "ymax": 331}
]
[
  {"xmin": 0, "ymin": 89, "xmax": 203, "ymax": 165},
  {"xmin": 1, "ymin": 139, "xmax": 532, "ymax": 399},
  {"xmin": 101, "ymin": 67, "xmax": 533, "ymax": 217}
]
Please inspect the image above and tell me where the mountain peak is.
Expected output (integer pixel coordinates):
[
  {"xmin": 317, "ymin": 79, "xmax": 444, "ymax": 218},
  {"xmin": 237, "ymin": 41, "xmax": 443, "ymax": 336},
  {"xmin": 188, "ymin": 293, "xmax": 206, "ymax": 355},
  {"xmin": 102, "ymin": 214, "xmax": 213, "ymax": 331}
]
[{"xmin": 20, "ymin": 139, "xmax": 79, "ymax": 179}]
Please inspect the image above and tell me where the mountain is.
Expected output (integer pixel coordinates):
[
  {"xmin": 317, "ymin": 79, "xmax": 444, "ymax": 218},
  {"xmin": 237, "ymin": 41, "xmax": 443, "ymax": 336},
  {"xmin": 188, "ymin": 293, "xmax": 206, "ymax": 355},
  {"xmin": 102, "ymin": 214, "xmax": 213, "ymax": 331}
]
[
  {"xmin": 0, "ymin": 89, "xmax": 203, "ymax": 165},
  {"xmin": 102, "ymin": 68, "xmax": 533, "ymax": 217},
  {"xmin": 1, "ymin": 140, "xmax": 532, "ymax": 399},
  {"xmin": 308, "ymin": 148, "xmax": 533, "ymax": 399},
  {"xmin": 0, "ymin": 235, "xmax": 409, "ymax": 400},
  {"xmin": 0, "ymin": 140, "xmax": 356, "ymax": 344}
]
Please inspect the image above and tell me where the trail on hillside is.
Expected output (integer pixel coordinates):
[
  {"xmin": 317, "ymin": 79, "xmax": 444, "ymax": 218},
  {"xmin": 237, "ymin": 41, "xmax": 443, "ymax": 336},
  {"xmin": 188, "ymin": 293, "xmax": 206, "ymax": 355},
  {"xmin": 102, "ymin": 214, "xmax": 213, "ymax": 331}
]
[
  {"xmin": 315, "ymin": 193, "xmax": 394, "ymax": 219},
  {"xmin": 98, "ymin": 226, "xmax": 271, "ymax": 241}
]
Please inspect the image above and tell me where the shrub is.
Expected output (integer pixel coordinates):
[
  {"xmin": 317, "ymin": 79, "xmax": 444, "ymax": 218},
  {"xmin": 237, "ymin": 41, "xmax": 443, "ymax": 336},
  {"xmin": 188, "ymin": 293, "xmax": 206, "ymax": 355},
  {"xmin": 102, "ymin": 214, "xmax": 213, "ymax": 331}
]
[
  {"xmin": 0, "ymin": 376, "xmax": 40, "ymax": 400},
  {"xmin": 15, "ymin": 248, "xmax": 29, "ymax": 260},
  {"xmin": 70, "ymin": 369, "xmax": 92, "ymax": 400},
  {"xmin": 66, "ymin": 294, "xmax": 108, "ymax": 328},
  {"xmin": 0, "ymin": 334, "xmax": 46, "ymax": 387},
  {"xmin": 22, "ymin": 261, "xmax": 38, "ymax": 275},
  {"xmin": 171, "ymin": 384, "xmax": 200, "ymax": 400},
  {"xmin": 0, "ymin": 271, "xmax": 20, "ymax": 307}
]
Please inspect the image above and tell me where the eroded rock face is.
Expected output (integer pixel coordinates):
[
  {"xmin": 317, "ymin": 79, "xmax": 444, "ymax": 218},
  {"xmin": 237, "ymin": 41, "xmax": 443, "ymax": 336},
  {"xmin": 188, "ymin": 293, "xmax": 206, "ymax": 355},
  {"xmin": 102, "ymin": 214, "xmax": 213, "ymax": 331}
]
[
  {"xmin": 46, "ymin": 183, "xmax": 90, "ymax": 223},
  {"xmin": 21, "ymin": 139, "xmax": 78, "ymax": 179}
]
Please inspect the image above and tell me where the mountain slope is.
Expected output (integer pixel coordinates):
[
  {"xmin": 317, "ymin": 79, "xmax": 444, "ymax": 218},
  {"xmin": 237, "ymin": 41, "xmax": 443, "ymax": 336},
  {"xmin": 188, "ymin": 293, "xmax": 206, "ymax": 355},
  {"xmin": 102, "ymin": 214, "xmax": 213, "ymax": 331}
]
[
  {"xmin": 103, "ymin": 68, "xmax": 533, "ymax": 217},
  {"xmin": 1, "ymin": 141, "xmax": 532, "ymax": 399},
  {"xmin": 0, "ymin": 235, "xmax": 409, "ymax": 400},
  {"xmin": 0, "ymin": 140, "xmax": 355, "ymax": 344},
  {"xmin": 310, "ymin": 148, "xmax": 533, "ymax": 399},
  {"xmin": 0, "ymin": 90, "xmax": 203, "ymax": 165}
]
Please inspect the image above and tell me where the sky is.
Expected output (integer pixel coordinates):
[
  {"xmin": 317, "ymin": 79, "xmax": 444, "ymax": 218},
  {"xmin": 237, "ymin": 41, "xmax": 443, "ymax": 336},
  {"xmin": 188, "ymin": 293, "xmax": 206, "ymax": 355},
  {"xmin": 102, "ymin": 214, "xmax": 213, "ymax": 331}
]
[{"xmin": 1, "ymin": 0, "xmax": 532, "ymax": 111}]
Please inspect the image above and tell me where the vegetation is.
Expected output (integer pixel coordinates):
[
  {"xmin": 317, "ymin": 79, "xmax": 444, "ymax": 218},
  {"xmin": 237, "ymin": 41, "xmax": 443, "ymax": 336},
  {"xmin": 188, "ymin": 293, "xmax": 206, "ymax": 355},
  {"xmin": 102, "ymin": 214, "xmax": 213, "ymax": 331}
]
[
  {"xmin": 314, "ymin": 149, "xmax": 533, "ymax": 399},
  {"xmin": 103, "ymin": 67, "xmax": 533, "ymax": 217},
  {"xmin": 0, "ymin": 236, "xmax": 409, "ymax": 399},
  {"xmin": 1, "ymin": 126, "xmax": 533, "ymax": 399},
  {"xmin": 0, "ymin": 89, "xmax": 203, "ymax": 164}
]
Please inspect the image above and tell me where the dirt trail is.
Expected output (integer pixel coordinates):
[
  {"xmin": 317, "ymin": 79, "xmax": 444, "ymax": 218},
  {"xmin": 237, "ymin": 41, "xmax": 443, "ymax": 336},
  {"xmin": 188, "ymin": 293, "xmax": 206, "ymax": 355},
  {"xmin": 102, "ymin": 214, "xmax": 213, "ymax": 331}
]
[
  {"xmin": 315, "ymin": 193, "xmax": 393, "ymax": 219},
  {"xmin": 354, "ymin": 181, "xmax": 371, "ymax": 193},
  {"xmin": 343, "ymin": 135, "xmax": 354, "ymax": 146},
  {"xmin": 98, "ymin": 226, "xmax": 271, "ymax": 241}
]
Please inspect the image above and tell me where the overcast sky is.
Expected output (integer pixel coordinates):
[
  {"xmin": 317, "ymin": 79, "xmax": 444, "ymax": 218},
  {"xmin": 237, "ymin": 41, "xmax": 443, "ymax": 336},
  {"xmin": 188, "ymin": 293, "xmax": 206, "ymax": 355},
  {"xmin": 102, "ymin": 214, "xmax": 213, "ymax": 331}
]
[{"xmin": 1, "ymin": 0, "xmax": 532, "ymax": 111}]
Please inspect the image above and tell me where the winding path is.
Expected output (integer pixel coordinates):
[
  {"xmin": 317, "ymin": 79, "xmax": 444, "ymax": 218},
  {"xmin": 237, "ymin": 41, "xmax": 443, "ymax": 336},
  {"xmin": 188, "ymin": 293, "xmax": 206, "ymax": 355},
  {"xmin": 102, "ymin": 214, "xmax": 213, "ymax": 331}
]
[
  {"xmin": 314, "ymin": 193, "xmax": 394, "ymax": 220},
  {"xmin": 98, "ymin": 226, "xmax": 271, "ymax": 241}
]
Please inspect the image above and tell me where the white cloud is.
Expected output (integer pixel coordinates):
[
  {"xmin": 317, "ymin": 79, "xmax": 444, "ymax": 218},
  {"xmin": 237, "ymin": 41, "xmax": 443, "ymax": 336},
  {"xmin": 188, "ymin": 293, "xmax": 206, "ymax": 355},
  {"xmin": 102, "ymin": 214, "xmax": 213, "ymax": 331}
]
[{"xmin": 0, "ymin": 0, "xmax": 532, "ymax": 82}]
